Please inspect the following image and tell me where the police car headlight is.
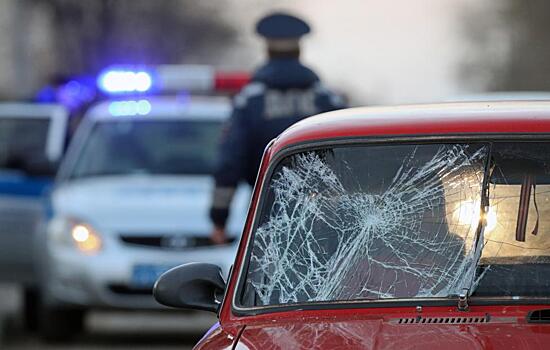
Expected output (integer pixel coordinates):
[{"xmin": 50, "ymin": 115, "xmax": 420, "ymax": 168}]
[{"xmin": 48, "ymin": 217, "xmax": 103, "ymax": 255}]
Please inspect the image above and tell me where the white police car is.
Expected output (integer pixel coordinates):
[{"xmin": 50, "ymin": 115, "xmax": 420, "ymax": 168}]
[
  {"xmin": 0, "ymin": 104, "xmax": 67, "ymax": 284},
  {"xmin": 35, "ymin": 68, "xmax": 250, "ymax": 339},
  {"xmin": 0, "ymin": 103, "xmax": 68, "ymax": 330}
]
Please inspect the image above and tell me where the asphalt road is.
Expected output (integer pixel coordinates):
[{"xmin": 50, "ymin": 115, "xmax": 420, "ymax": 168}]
[{"xmin": 0, "ymin": 283, "xmax": 217, "ymax": 349}]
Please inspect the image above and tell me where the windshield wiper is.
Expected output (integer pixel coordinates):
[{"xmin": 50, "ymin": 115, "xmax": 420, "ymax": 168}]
[{"xmin": 464, "ymin": 147, "xmax": 495, "ymax": 299}]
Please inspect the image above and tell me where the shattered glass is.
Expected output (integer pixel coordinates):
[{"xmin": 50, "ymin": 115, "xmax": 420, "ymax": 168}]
[{"xmin": 243, "ymin": 143, "xmax": 490, "ymax": 306}]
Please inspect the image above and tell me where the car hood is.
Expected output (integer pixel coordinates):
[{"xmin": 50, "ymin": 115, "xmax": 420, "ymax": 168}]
[
  {"xmin": 233, "ymin": 310, "xmax": 550, "ymax": 349},
  {"xmin": 51, "ymin": 175, "xmax": 250, "ymax": 235}
]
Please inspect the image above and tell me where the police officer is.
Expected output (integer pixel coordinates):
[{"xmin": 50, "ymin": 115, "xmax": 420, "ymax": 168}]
[{"xmin": 209, "ymin": 12, "xmax": 346, "ymax": 244}]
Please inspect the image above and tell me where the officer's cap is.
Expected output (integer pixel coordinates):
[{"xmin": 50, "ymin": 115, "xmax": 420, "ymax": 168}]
[{"xmin": 256, "ymin": 12, "xmax": 311, "ymax": 39}]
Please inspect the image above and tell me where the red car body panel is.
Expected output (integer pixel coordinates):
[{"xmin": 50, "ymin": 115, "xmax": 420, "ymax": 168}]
[
  {"xmin": 193, "ymin": 322, "xmax": 243, "ymax": 350},
  {"xmin": 269, "ymin": 102, "xmax": 550, "ymax": 155},
  {"xmin": 205, "ymin": 102, "xmax": 550, "ymax": 349},
  {"xmin": 235, "ymin": 310, "xmax": 550, "ymax": 350}
]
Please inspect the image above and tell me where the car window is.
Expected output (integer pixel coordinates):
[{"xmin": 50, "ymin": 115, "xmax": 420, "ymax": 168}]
[
  {"xmin": 475, "ymin": 142, "xmax": 550, "ymax": 298},
  {"xmin": 240, "ymin": 141, "xmax": 550, "ymax": 308},
  {"xmin": 69, "ymin": 119, "xmax": 222, "ymax": 178},
  {"xmin": 0, "ymin": 118, "xmax": 50, "ymax": 169}
]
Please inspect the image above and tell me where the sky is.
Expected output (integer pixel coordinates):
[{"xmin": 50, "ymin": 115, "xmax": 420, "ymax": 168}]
[{"xmin": 223, "ymin": 0, "xmax": 487, "ymax": 106}]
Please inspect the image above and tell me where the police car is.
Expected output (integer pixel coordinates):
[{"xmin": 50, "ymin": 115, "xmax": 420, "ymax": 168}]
[
  {"xmin": 35, "ymin": 67, "xmax": 251, "ymax": 339},
  {"xmin": 0, "ymin": 103, "xmax": 68, "ymax": 326}
]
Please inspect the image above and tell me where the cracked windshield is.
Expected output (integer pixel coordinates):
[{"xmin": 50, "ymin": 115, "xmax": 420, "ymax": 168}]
[
  {"xmin": 243, "ymin": 142, "xmax": 550, "ymax": 306},
  {"xmin": 3, "ymin": 0, "xmax": 550, "ymax": 348}
]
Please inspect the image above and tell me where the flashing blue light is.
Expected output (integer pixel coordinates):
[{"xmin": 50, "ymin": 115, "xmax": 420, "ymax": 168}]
[
  {"xmin": 136, "ymin": 99, "xmax": 152, "ymax": 115},
  {"xmin": 108, "ymin": 100, "xmax": 152, "ymax": 116},
  {"xmin": 98, "ymin": 69, "xmax": 153, "ymax": 94}
]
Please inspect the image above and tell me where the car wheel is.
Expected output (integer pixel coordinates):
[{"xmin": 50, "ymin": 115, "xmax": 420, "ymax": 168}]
[
  {"xmin": 22, "ymin": 286, "xmax": 40, "ymax": 331},
  {"xmin": 38, "ymin": 306, "xmax": 86, "ymax": 342}
]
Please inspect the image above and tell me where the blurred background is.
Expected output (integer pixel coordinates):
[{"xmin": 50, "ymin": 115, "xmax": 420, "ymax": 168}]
[
  {"xmin": 1, "ymin": 0, "xmax": 549, "ymax": 349},
  {"xmin": 1, "ymin": 0, "xmax": 549, "ymax": 104}
]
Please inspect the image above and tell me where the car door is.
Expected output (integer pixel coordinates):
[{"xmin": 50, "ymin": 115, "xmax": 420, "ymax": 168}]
[{"xmin": 0, "ymin": 104, "xmax": 68, "ymax": 284}]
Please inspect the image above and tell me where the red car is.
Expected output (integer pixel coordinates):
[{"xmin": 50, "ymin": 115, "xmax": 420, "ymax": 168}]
[{"xmin": 155, "ymin": 101, "xmax": 550, "ymax": 349}]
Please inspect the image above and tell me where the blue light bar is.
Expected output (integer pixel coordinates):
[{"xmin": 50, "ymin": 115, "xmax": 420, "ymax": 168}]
[
  {"xmin": 98, "ymin": 69, "xmax": 153, "ymax": 94},
  {"xmin": 108, "ymin": 100, "xmax": 152, "ymax": 116}
]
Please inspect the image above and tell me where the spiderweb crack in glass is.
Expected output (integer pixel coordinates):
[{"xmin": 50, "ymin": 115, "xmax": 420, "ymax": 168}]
[{"xmin": 247, "ymin": 145, "xmax": 489, "ymax": 305}]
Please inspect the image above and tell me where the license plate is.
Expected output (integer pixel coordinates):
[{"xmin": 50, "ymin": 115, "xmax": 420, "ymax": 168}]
[{"xmin": 131, "ymin": 264, "xmax": 178, "ymax": 288}]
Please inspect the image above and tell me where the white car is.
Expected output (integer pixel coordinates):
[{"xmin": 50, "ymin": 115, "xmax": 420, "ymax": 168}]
[
  {"xmin": 0, "ymin": 104, "xmax": 67, "ymax": 284},
  {"xmin": 35, "ymin": 95, "xmax": 250, "ymax": 339},
  {"xmin": 0, "ymin": 103, "xmax": 68, "ymax": 330}
]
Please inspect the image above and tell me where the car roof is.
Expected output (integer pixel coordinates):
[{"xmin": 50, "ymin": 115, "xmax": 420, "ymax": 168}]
[
  {"xmin": 0, "ymin": 103, "xmax": 67, "ymax": 118},
  {"xmin": 85, "ymin": 95, "xmax": 232, "ymax": 121},
  {"xmin": 271, "ymin": 101, "xmax": 550, "ymax": 154}
]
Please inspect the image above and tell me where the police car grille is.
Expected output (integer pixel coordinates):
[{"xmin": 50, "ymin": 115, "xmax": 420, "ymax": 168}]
[{"xmin": 119, "ymin": 234, "xmax": 235, "ymax": 250}]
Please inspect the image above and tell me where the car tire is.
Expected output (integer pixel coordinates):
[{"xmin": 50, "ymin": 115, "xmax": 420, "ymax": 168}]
[
  {"xmin": 38, "ymin": 306, "xmax": 86, "ymax": 342},
  {"xmin": 22, "ymin": 286, "xmax": 40, "ymax": 332}
]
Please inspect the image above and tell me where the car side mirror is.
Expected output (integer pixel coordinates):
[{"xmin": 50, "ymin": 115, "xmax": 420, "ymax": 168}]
[{"xmin": 153, "ymin": 262, "xmax": 226, "ymax": 312}]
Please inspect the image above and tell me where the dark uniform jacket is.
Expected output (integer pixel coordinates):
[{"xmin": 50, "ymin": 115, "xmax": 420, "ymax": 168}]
[{"xmin": 210, "ymin": 58, "xmax": 346, "ymax": 228}]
